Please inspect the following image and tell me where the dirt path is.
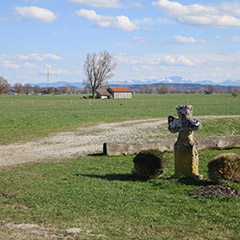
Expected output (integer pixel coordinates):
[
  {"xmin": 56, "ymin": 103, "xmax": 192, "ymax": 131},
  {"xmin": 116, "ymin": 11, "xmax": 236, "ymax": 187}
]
[{"xmin": 0, "ymin": 115, "xmax": 239, "ymax": 167}]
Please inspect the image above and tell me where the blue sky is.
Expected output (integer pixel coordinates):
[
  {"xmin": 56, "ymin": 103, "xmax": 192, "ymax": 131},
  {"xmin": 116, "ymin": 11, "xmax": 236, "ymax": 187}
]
[{"xmin": 1, "ymin": 0, "xmax": 240, "ymax": 85}]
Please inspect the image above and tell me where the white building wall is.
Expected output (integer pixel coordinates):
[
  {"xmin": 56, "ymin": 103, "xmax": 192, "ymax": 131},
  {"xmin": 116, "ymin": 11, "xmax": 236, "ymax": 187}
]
[
  {"xmin": 8, "ymin": 90, "xmax": 17, "ymax": 95},
  {"xmin": 113, "ymin": 92, "xmax": 132, "ymax": 99}
]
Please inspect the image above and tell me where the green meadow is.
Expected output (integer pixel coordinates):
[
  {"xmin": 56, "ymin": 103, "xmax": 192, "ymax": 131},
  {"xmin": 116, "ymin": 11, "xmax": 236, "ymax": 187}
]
[
  {"xmin": 0, "ymin": 149, "xmax": 240, "ymax": 240},
  {"xmin": 0, "ymin": 93, "xmax": 240, "ymax": 239},
  {"xmin": 0, "ymin": 94, "xmax": 240, "ymax": 144}
]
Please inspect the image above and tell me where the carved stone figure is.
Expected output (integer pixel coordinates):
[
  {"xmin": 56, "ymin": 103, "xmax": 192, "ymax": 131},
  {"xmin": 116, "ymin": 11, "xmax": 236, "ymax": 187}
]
[{"xmin": 168, "ymin": 105, "xmax": 202, "ymax": 178}]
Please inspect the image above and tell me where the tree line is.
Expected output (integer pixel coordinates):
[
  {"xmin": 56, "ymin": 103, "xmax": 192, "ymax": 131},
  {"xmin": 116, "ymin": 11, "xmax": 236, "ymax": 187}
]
[
  {"xmin": 1, "ymin": 78, "xmax": 239, "ymax": 97},
  {"xmin": 0, "ymin": 79, "xmax": 91, "ymax": 95},
  {"xmin": 0, "ymin": 50, "xmax": 239, "ymax": 97},
  {"xmin": 136, "ymin": 83, "xmax": 239, "ymax": 96}
]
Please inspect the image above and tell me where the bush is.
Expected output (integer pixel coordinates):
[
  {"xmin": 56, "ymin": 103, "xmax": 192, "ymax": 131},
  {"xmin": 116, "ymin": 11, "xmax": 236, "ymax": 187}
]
[
  {"xmin": 132, "ymin": 149, "xmax": 167, "ymax": 179},
  {"xmin": 231, "ymin": 88, "xmax": 239, "ymax": 97},
  {"xmin": 208, "ymin": 153, "xmax": 240, "ymax": 184}
]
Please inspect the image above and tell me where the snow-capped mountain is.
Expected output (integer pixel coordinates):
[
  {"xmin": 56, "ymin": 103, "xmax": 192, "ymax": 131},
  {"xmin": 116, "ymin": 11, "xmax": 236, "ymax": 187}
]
[{"xmin": 16, "ymin": 76, "xmax": 240, "ymax": 88}]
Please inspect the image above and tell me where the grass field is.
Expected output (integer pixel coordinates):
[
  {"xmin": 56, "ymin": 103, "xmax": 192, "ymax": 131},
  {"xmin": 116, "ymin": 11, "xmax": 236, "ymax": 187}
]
[
  {"xmin": 0, "ymin": 94, "xmax": 240, "ymax": 144},
  {"xmin": 0, "ymin": 94, "xmax": 240, "ymax": 239},
  {"xmin": 0, "ymin": 149, "xmax": 240, "ymax": 240}
]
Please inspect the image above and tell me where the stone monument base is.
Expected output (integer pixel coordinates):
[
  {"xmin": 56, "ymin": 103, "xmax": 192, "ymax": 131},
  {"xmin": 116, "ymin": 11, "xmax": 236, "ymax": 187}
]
[{"xmin": 174, "ymin": 134, "xmax": 200, "ymax": 178}]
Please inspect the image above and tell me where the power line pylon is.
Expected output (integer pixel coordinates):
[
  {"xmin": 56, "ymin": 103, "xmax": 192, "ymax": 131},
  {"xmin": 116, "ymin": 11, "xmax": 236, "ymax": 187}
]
[{"xmin": 39, "ymin": 69, "xmax": 57, "ymax": 93}]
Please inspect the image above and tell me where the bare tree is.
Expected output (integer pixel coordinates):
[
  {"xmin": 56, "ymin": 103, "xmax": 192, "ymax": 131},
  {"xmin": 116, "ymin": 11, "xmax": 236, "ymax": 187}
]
[
  {"xmin": 59, "ymin": 85, "xmax": 72, "ymax": 94},
  {"xmin": 207, "ymin": 85, "xmax": 216, "ymax": 94},
  {"xmin": 65, "ymin": 84, "xmax": 73, "ymax": 94},
  {"xmin": 83, "ymin": 51, "xmax": 117, "ymax": 98},
  {"xmin": 197, "ymin": 88, "xmax": 205, "ymax": 94},
  {"xmin": 228, "ymin": 86, "xmax": 234, "ymax": 93},
  {"xmin": 139, "ymin": 85, "xmax": 154, "ymax": 94},
  {"xmin": 23, "ymin": 83, "xmax": 33, "ymax": 95},
  {"xmin": 33, "ymin": 85, "xmax": 41, "ymax": 95},
  {"xmin": 156, "ymin": 83, "xmax": 169, "ymax": 94},
  {"xmin": 14, "ymin": 83, "xmax": 23, "ymax": 95},
  {"xmin": 0, "ymin": 76, "xmax": 10, "ymax": 94}
]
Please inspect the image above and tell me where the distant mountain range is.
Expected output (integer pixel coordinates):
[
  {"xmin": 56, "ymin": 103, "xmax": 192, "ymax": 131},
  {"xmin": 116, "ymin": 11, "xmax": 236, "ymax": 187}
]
[
  {"xmin": 29, "ymin": 81, "xmax": 85, "ymax": 88},
  {"xmin": 18, "ymin": 76, "xmax": 240, "ymax": 88},
  {"xmin": 120, "ymin": 76, "xmax": 240, "ymax": 87}
]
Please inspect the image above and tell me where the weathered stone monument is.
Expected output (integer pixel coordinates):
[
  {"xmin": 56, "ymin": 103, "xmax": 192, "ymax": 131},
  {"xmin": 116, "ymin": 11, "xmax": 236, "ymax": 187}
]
[{"xmin": 168, "ymin": 105, "xmax": 202, "ymax": 178}]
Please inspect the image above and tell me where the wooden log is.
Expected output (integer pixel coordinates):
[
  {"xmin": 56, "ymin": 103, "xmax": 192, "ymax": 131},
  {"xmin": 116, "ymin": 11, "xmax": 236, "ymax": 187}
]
[{"xmin": 103, "ymin": 135, "xmax": 240, "ymax": 156}]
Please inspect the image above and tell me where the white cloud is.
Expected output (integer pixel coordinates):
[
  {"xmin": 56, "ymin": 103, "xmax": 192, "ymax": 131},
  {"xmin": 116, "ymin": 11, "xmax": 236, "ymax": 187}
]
[
  {"xmin": 16, "ymin": 53, "xmax": 61, "ymax": 61},
  {"xmin": 211, "ymin": 67, "xmax": 232, "ymax": 79},
  {"xmin": 45, "ymin": 64, "xmax": 54, "ymax": 69},
  {"xmin": 43, "ymin": 53, "xmax": 62, "ymax": 61},
  {"xmin": 170, "ymin": 35, "xmax": 206, "ymax": 44},
  {"xmin": 116, "ymin": 53, "xmax": 138, "ymax": 64},
  {"xmin": 216, "ymin": 35, "xmax": 240, "ymax": 42},
  {"xmin": 152, "ymin": 0, "xmax": 240, "ymax": 27},
  {"xmin": 76, "ymin": 9, "xmax": 139, "ymax": 31},
  {"xmin": 228, "ymin": 36, "xmax": 240, "ymax": 42},
  {"xmin": 69, "ymin": 0, "xmax": 123, "ymax": 8},
  {"xmin": 41, "ymin": 64, "xmax": 72, "ymax": 75},
  {"xmin": 116, "ymin": 52, "xmax": 240, "ymax": 83},
  {"xmin": 134, "ymin": 17, "xmax": 153, "ymax": 25},
  {"xmin": 23, "ymin": 62, "xmax": 37, "ymax": 68},
  {"xmin": 6, "ymin": 63, "xmax": 21, "ymax": 69},
  {"xmin": 130, "ymin": 3, "xmax": 143, "ymax": 8},
  {"xmin": 1, "ymin": 60, "xmax": 21, "ymax": 69},
  {"xmin": 142, "ymin": 27, "xmax": 155, "ymax": 31},
  {"xmin": 15, "ymin": 6, "xmax": 57, "ymax": 23},
  {"xmin": 163, "ymin": 56, "xmax": 175, "ymax": 65},
  {"xmin": 221, "ymin": 2, "xmax": 240, "ymax": 16},
  {"xmin": 134, "ymin": 18, "xmax": 154, "ymax": 31},
  {"xmin": 127, "ymin": 0, "xmax": 144, "ymax": 8},
  {"xmin": 133, "ymin": 36, "xmax": 151, "ymax": 43},
  {"xmin": 156, "ymin": 17, "xmax": 170, "ymax": 24},
  {"xmin": 52, "ymin": 69, "xmax": 72, "ymax": 75},
  {"xmin": 16, "ymin": 55, "xmax": 29, "ymax": 61},
  {"xmin": 117, "ymin": 53, "xmax": 196, "ymax": 67},
  {"xmin": 141, "ymin": 65, "xmax": 153, "ymax": 70},
  {"xmin": 133, "ymin": 17, "xmax": 170, "ymax": 32}
]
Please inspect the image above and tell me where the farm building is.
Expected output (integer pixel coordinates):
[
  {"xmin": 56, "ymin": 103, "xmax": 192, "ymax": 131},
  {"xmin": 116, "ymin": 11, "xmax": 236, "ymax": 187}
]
[
  {"xmin": 7, "ymin": 89, "xmax": 17, "ymax": 95},
  {"xmin": 107, "ymin": 87, "xmax": 132, "ymax": 99},
  {"xmin": 96, "ymin": 87, "xmax": 133, "ymax": 99},
  {"xmin": 96, "ymin": 89, "xmax": 113, "ymax": 99}
]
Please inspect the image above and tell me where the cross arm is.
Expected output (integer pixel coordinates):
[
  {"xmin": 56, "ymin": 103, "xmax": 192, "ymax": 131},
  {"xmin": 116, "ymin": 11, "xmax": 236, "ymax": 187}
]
[
  {"xmin": 168, "ymin": 116, "xmax": 202, "ymax": 133},
  {"xmin": 168, "ymin": 116, "xmax": 181, "ymax": 133}
]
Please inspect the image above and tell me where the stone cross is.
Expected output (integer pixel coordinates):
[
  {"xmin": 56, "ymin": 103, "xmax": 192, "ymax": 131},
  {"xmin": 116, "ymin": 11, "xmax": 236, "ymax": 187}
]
[{"xmin": 168, "ymin": 105, "xmax": 202, "ymax": 178}]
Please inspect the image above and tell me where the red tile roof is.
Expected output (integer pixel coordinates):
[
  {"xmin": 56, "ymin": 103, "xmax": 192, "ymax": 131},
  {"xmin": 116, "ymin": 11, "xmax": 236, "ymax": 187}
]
[{"xmin": 109, "ymin": 87, "xmax": 132, "ymax": 92}]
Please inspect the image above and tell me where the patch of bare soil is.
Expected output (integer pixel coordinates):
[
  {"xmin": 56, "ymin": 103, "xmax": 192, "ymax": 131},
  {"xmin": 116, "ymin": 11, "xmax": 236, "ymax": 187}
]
[
  {"xmin": 0, "ymin": 115, "xmax": 239, "ymax": 168},
  {"xmin": 0, "ymin": 118, "xmax": 168, "ymax": 167},
  {"xmin": 0, "ymin": 222, "xmax": 106, "ymax": 240},
  {"xmin": 188, "ymin": 185, "xmax": 240, "ymax": 198}
]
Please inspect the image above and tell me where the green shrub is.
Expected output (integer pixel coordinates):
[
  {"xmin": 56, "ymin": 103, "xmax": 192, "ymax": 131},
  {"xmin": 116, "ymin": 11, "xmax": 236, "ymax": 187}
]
[
  {"xmin": 231, "ymin": 88, "xmax": 239, "ymax": 97},
  {"xmin": 208, "ymin": 153, "xmax": 240, "ymax": 184},
  {"xmin": 132, "ymin": 149, "xmax": 167, "ymax": 179}
]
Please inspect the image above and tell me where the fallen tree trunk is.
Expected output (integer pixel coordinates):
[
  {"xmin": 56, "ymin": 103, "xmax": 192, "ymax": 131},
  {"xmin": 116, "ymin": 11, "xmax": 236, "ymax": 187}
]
[{"xmin": 103, "ymin": 135, "xmax": 240, "ymax": 156}]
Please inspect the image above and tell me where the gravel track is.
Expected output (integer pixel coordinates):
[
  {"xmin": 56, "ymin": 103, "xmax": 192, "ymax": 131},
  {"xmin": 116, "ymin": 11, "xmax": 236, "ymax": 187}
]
[{"xmin": 0, "ymin": 115, "xmax": 239, "ymax": 167}]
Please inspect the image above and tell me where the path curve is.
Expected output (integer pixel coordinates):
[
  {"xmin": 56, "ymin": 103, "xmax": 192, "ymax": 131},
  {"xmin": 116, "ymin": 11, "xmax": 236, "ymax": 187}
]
[{"xmin": 0, "ymin": 115, "xmax": 239, "ymax": 167}]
